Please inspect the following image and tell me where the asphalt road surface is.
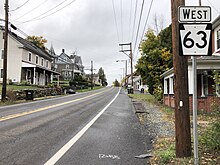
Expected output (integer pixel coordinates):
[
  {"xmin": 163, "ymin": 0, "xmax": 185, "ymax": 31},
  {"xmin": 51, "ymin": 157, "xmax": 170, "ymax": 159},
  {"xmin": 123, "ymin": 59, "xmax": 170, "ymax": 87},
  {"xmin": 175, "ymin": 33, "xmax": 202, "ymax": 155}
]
[{"xmin": 0, "ymin": 87, "xmax": 151, "ymax": 165}]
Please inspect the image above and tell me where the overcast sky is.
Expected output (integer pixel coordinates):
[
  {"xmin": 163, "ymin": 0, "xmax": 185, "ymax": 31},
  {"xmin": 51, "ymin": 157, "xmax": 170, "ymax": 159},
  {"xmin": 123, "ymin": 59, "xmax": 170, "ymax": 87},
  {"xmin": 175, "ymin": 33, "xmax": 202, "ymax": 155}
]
[{"xmin": 0, "ymin": 0, "xmax": 220, "ymax": 85}]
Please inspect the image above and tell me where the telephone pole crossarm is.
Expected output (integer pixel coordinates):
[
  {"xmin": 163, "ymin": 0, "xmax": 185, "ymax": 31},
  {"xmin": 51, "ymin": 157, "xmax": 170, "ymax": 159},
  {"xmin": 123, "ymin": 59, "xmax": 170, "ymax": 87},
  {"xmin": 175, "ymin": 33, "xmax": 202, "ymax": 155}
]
[{"xmin": 119, "ymin": 42, "xmax": 133, "ymax": 90}]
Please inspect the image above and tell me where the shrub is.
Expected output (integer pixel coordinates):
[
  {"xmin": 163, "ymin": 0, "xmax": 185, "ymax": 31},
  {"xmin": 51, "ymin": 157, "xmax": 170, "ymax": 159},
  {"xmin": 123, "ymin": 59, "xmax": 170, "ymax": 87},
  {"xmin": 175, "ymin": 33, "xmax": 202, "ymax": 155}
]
[
  {"xmin": 199, "ymin": 119, "xmax": 220, "ymax": 152},
  {"xmin": 158, "ymin": 143, "xmax": 175, "ymax": 164}
]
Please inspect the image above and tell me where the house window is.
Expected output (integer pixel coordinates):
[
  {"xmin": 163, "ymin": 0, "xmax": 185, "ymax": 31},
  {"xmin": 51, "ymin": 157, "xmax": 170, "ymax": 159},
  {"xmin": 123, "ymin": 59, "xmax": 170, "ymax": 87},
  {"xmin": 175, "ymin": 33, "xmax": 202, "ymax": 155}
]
[
  {"xmin": 0, "ymin": 69, "xmax": 3, "ymax": 78},
  {"xmin": 46, "ymin": 60, "xmax": 49, "ymax": 68},
  {"xmin": 204, "ymin": 75, "xmax": 208, "ymax": 95},
  {"xmin": 41, "ymin": 58, "xmax": 44, "ymax": 66},
  {"xmin": 1, "ymin": 49, "xmax": 3, "ymax": 59},
  {"xmin": 36, "ymin": 56, "xmax": 39, "ymax": 64},
  {"xmin": 66, "ymin": 65, "xmax": 69, "ymax": 69},
  {"xmin": 28, "ymin": 53, "xmax": 32, "ymax": 62},
  {"xmin": 217, "ymin": 30, "xmax": 220, "ymax": 49}
]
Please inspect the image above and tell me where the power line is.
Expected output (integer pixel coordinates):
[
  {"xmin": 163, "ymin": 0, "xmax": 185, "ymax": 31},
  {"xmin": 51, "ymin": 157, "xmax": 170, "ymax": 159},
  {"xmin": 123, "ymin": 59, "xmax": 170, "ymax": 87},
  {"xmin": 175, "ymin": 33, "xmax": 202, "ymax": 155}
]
[
  {"xmin": 133, "ymin": 0, "xmax": 145, "ymax": 54},
  {"xmin": 134, "ymin": 0, "xmax": 154, "ymax": 61},
  {"xmin": 20, "ymin": 0, "xmax": 70, "ymax": 23},
  {"xmin": 30, "ymin": 0, "xmax": 77, "ymax": 22},
  {"xmin": 111, "ymin": 0, "xmax": 120, "ymax": 43},
  {"xmin": 140, "ymin": 0, "xmax": 153, "ymax": 41},
  {"xmin": 128, "ymin": 0, "xmax": 133, "ymax": 41},
  {"xmin": 120, "ymin": 0, "xmax": 123, "ymax": 42},
  {"xmin": 131, "ymin": 0, "xmax": 138, "ymax": 42},
  {"xmin": 13, "ymin": 0, "xmax": 49, "ymax": 21},
  {"xmin": 10, "ymin": 0, "xmax": 31, "ymax": 12}
]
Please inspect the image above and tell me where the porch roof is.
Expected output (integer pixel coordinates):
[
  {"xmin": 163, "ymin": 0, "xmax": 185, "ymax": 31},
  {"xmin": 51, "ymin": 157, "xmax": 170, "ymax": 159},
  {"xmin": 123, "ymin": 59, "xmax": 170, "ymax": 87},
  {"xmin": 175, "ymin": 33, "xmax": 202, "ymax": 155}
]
[{"xmin": 22, "ymin": 62, "xmax": 60, "ymax": 75}]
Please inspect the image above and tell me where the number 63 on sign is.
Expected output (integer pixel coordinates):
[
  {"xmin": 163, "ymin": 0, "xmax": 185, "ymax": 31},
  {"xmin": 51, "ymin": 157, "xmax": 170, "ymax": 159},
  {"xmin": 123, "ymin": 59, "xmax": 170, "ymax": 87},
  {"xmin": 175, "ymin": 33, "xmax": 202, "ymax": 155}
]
[{"xmin": 179, "ymin": 23, "xmax": 212, "ymax": 56}]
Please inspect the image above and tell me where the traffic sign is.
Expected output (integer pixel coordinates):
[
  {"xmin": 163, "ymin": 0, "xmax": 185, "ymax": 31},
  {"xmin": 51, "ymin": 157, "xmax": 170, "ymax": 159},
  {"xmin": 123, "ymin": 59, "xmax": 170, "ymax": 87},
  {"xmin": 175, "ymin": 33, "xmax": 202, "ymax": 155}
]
[
  {"xmin": 179, "ymin": 23, "xmax": 212, "ymax": 56},
  {"xmin": 179, "ymin": 6, "xmax": 211, "ymax": 22}
]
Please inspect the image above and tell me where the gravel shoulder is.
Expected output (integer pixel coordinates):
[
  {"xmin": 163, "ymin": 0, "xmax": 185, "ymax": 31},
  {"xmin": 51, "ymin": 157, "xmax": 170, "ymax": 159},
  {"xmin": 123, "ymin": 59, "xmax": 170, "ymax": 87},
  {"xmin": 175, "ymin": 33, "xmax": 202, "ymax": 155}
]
[{"xmin": 132, "ymin": 98, "xmax": 174, "ymax": 139}]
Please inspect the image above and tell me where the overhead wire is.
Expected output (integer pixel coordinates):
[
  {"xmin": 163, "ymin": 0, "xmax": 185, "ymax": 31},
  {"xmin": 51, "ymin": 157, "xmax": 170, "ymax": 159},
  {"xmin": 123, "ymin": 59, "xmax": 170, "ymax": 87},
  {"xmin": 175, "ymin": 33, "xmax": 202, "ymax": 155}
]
[
  {"xmin": 29, "ymin": 0, "xmax": 77, "ymax": 22},
  {"xmin": 134, "ymin": 0, "xmax": 154, "ymax": 62},
  {"xmin": 128, "ymin": 0, "xmax": 133, "ymax": 41},
  {"xmin": 10, "ymin": 0, "xmax": 31, "ymax": 12},
  {"xmin": 111, "ymin": 0, "xmax": 120, "ymax": 43},
  {"xmin": 133, "ymin": 0, "xmax": 145, "ymax": 55},
  {"xmin": 13, "ymin": 0, "xmax": 49, "ymax": 21},
  {"xmin": 20, "ymin": 0, "xmax": 70, "ymax": 23},
  {"xmin": 140, "ymin": 0, "xmax": 154, "ymax": 41},
  {"xmin": 120, "ymin": 0, "xmax": 123, "ymax": 42},
  {"xmin": 131, "ymin": 0, "xmax": 138, "ymax": 42}
]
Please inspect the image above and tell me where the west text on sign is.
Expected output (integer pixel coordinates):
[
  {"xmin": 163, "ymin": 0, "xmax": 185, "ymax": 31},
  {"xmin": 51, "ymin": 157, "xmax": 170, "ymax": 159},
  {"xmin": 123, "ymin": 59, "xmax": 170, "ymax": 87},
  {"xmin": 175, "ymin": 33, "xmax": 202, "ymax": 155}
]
[{"xmin": 179, "ymin": 6, "xmax": 211, "ymax": 22}]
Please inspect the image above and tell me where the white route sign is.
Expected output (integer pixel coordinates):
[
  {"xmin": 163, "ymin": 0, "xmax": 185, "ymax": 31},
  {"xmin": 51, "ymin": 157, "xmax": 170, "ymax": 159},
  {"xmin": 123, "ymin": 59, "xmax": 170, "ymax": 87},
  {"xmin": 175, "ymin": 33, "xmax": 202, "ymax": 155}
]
[
  {"xmin": 179, "ymin": 6, "xmax": 211, "ymax": 22},
  {"xmin": 179, "ymin": 23, "xmax": 212, "ymax": 56}
]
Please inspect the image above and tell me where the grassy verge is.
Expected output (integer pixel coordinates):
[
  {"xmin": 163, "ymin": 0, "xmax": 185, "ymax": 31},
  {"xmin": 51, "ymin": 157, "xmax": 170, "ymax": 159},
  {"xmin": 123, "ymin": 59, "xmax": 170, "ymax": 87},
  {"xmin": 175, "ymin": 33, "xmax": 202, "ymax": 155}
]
[
  {"xmin": 76, "ymin": 86, "xmax": 104, "ymax": 92},
  {"xmin": 129, "ymin": 93, "xmax": 220, "ymax": 164},
  {"xmin": 0, "ymin": 85, "xmax": 40, "ymax": 92}
]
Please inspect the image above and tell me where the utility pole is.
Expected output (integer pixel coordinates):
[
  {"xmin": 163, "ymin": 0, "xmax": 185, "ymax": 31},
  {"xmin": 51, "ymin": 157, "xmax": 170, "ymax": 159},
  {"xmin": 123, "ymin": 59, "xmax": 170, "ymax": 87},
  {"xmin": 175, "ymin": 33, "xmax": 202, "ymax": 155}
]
[
  {"xmin": 171, "ymin": 0, "xmax": 192, "ymax": 158},
  {"xmin": 91, "ymin": 60, "xmax": 93, "ymax": 90},
  {"xmin": 71, "ymin": 55, "xmax": 75, "ymax": 82},
  {"xmin": 119, "ymin": 42, "xmax": 133, "ymax": 90},
  {"xmin": 2, "ymin": 0, "xmax": 9, "ymax": 102}
]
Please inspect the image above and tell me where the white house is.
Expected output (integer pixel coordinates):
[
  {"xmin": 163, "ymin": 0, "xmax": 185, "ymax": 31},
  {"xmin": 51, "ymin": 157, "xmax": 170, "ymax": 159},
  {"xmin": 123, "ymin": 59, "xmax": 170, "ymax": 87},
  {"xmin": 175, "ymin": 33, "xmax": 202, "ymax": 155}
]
[{"xmin": 0, "ymin": 26, "xmax": 59, "ymax": 85}]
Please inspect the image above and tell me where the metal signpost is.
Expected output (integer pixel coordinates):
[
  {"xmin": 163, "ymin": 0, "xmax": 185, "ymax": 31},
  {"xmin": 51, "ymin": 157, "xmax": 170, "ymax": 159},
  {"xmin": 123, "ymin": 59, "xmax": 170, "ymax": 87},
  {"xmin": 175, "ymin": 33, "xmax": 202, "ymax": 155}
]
[{"xmin": 178, "ymin": 6, "xmax": 212, "ymax": 165}]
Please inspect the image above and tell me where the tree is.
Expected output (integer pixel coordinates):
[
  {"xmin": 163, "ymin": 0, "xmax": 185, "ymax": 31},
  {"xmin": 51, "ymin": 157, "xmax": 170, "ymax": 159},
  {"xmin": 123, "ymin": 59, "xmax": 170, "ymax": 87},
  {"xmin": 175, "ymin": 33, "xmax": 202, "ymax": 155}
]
[
  {"xmin": 26, "ymin": 35, "xmax": 47, "ymax": 49},
  {"xmin": 113, "ymin": 79, "xmax": 120, "ymax": 87},
  {"xmin": 136, "ymin": 27, "xmax": 173, "ymax": 100},
  {"xmin": 98, "ymin": 67, "xmax": 108, "ymax": 86}
]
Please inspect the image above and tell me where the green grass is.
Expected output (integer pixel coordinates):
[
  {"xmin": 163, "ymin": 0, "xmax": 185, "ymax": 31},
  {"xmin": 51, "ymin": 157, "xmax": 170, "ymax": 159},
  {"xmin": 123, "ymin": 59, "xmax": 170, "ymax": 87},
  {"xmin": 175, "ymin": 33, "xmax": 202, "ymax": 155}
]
[
  {"xmin": 0, "ymin": 85, "xmax": 40, "ymax": 92},
  {"xmin": 77, "ymin": 86, "xmax": 104, "ymax": 92},
  {"xmin": 128, "ymin": 93, "xmax": 157, "ymax": 104}
]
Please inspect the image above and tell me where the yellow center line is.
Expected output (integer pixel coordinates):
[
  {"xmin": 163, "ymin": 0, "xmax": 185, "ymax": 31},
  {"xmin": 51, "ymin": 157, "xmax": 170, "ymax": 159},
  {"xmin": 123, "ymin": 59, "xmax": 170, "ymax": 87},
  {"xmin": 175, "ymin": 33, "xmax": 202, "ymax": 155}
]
[{"xmin": 0, "ymin": 89, "xmax": 111, "ymax": 122}]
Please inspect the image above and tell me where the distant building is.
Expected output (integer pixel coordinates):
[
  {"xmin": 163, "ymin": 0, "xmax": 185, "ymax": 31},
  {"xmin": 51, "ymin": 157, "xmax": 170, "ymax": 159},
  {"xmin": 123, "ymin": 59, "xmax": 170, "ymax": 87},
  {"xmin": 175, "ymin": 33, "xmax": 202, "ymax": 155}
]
[
  {"xmin": 54, "ymin": 49, "xmax": 84, "ymax": 81},
  {"xmin": 85, "ymin": 73, "xmax": 101, "ymax": 86},
  {"xmin": 0, "ymin": 26, "xmax": 59, "ymax": 85}
]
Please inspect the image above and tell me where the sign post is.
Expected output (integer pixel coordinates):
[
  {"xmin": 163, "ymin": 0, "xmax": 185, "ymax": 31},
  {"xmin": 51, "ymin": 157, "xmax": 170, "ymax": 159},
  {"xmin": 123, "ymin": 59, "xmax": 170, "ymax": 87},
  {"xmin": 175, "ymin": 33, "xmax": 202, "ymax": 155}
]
[{"xmin": 179, "ymin": 6, "xmax": 212, "ymax": 165}]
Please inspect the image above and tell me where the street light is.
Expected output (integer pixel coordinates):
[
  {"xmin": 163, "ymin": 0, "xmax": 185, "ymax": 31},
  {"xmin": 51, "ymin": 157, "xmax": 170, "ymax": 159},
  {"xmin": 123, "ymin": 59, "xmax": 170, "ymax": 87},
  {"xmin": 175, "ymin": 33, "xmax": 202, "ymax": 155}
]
[{"xmin": 116, "ymin": 59, "xmax": 127, "ymax": 86}]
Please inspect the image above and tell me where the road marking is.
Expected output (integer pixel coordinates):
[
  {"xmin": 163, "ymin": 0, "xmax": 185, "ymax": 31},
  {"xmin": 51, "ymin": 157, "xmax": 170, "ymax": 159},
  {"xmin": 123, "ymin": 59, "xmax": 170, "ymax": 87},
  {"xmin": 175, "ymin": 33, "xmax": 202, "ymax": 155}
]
[
  {"xmin": 99, "ymin": 154, "xmax": 120, "ymax": 160},
  {"xmin": 0, "ymin": 89, "xmax": 111, "ymax": 122},
  {"xmin": 44, "ymin": 88, "xmax": 120, "ymax": 165}
]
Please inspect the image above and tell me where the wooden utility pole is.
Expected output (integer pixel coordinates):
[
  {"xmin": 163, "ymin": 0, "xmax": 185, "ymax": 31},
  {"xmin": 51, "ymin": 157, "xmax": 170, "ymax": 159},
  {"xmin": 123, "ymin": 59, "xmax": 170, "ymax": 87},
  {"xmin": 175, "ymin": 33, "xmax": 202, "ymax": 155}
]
[
  {"xmin": 91, "ymin": 60, "xmax": 93, "ymax": 90},
  {"xmin": 2, "ymin": 0, "xmax": 9, "ymax": 101},
  {"xmin": 119, "ymin": 42, "xmax": 133, "ymax": 90},
  {"xmin": 171, "ymin": 0, "xmax": 192, "ymax": 157}
]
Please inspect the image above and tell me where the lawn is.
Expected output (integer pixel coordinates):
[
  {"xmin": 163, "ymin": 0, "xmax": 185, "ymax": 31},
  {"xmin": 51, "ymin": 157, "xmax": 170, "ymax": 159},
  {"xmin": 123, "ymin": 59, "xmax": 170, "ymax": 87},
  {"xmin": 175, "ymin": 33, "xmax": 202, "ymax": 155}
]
[{"xmin": 0, "ymin": 85, "xmax": 40, "ymax": 92}]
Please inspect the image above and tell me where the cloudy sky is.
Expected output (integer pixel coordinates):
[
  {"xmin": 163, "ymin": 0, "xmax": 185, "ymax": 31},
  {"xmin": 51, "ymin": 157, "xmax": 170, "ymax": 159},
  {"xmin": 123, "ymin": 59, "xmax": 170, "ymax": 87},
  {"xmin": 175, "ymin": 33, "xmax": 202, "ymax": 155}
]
[{"xmin": 0, "ymin": 0, "xmax": 220, "ymax": 85}]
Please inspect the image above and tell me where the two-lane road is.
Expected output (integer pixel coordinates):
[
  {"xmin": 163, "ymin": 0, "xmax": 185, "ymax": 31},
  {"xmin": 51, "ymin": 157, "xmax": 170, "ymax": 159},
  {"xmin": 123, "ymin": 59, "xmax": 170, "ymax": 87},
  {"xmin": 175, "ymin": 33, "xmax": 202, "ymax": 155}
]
[{"xmin": 0, "ymin": 87, "xmax": 151, "ymax": 165}]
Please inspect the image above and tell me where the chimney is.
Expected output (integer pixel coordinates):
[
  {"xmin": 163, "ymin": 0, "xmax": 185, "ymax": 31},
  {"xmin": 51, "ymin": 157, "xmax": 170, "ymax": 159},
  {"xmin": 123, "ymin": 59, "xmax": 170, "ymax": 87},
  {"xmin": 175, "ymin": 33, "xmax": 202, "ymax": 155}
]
[{"xmin": 62, "ymin": 49, "xmax": 65, "ymax": 53}]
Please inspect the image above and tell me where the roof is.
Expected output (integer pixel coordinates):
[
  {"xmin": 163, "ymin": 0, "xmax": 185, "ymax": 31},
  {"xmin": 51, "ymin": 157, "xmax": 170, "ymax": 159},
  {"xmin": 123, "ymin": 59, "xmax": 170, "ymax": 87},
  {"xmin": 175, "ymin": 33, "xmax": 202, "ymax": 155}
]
[
  {"xmin": 189, "ymin": 55, "xmax": 220, "ymax": 61},
  {"xmin": 161, "ymin": 55, "xmax": 220, "ymax": 77},
  {"xmin": 161, "ymin": 68, "xmax": 174, "ymax": 78},
  {"xmin": 212, "ymin": 15, "xmax": 220, "ymax": 29},
  {"xmin": 0, "ymin": 26, "xmax": 52, "ymax": 61},
  {"xmin": 56, "ymin": 52, "xmax": 72, "ymax": 64}
]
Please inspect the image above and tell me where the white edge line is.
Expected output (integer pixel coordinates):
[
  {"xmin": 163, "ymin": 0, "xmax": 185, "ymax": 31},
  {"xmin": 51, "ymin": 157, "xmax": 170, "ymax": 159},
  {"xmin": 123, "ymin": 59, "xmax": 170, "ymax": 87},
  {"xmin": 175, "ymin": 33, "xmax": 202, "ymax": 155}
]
[{"xmin": 44, "ymin": 88, "xmax": 120, "ymax": 165}]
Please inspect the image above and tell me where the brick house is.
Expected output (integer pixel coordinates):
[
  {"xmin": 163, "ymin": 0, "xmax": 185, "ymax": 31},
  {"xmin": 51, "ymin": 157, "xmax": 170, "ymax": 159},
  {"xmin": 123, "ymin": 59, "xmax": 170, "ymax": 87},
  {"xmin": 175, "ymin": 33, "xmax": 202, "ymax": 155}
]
[{"xmin": 161, "ymin": 16, "xmax": 220, "ymax": 112}]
